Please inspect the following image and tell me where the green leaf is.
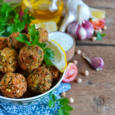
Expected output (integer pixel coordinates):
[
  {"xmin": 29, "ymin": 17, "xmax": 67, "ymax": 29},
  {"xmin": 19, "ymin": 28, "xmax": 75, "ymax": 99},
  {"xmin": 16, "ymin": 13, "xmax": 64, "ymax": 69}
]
[
  {"xmin": 58, "ymin": 108, "xmax": 64, "ymax": 115},
  {"xmin": 45, "ymin": 48, "xmax": 55, "ymax": 60},
  {"xmin": 16, "ymin": 33, "xmax": 31, "ymax": 46},
  {"xmin": 44, "ymin": 56, "xmax": 53, "ymax": 66},
  {"xmin": 101, "ymin": 33, "xmax": 106, "ymax": 37},
  {"xmin": 44, "ymin": 48, "xmax": 54, "ymax": 66},
  {"xmin": 59, "ymin": 98, "xmax": 69, "ymax": 105},
  {"xmin": 48, "ymin": 94, "xmax": 73, "ymax": 115},
  {"xmin": 28, "ymin": 25, "xmax": 38, "ymax": 43},
  {"xmin": 96, "ymin": 32, "xmax": 106, "ymax": 40},
  {"xmin": 58, "ymin": 107, "xmax": 70, "ymax": 115},
  {"xmin": 0, "ymin": 0, "xmax": 3, "ymax": 3},
  {"xmin": 48, "ymin": 100, "xmax": 54, "ymax": 108},
  {"xmin": 62, "ymin": 105, "xmax": 73, "ymax": 112},
  {"xmin": 51, "ymin": 94, "xmax": 57, "ymax": 102},
  {"xmin": 39, "ymin": 43, "xmax": 47, "ymax": 49},
  {"xmin": 22, "ymin": 8, "xmax": 34, "ymax": 25}
]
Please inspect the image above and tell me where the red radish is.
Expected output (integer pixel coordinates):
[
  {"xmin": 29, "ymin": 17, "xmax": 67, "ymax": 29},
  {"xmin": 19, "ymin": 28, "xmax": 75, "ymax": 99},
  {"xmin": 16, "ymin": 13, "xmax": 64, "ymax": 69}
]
[{"xmin": 62, "ymin": 63, "xmax": 78, "ymax": 83}]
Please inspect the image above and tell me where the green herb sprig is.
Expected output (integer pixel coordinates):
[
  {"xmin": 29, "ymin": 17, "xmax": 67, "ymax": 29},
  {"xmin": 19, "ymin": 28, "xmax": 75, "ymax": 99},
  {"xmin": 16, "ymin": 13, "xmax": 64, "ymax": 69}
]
[
  {"xmin": 96, "ymin": 32, "xmax": 106, "ymax": 40},
  {"xmin": 16, "ymin": 25, "xmax": 54, "ymax": 66},
  {"xmin": 7, "ymin": 8, "xmax": 34, "ymax": 34},
  {"xmin": 0, "ymin": 1, "xmax": 14, "ymax": 36},
  {"xmin": 48, "ymin": 94, "xmax": 73, "ymax": 115},
  {"xmin": 0, "ymin": 0, "xmax": 33, "ymax": 36}
]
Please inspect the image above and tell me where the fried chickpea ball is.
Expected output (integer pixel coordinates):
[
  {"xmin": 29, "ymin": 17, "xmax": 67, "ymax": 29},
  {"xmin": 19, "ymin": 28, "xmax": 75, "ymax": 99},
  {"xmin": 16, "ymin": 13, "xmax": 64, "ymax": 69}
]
[
  {"xmin": 37, "ymin": 28, "xmax": 48, "ymax": 43},
  {"xmin": 0, "ymin": 37, "xmax": 8, "ymax": 50},
  {"xmin": 0, "ymin": 73, "xmax": 27, "ymax": 98},
  {"xmin": 27, "ymin": 66, "xmax": 52, "ymax": 93},
  {"xmin": 8, "ymin": 32, "xmax": 24, "ymax": 49},
  {"xmin": 49, "ymin": 67, "xmax": 59, "ymax": 80},
  {"xmin": 0, "ymin": 48, "xmax": 18, "ymax": 73},
  {"xmin": 0, "ymin": 73, "xmax": 4, "ymax": 81},
  {"xmin": 19, "ymin": 45, "xmax": 44, "ymax": 73}
]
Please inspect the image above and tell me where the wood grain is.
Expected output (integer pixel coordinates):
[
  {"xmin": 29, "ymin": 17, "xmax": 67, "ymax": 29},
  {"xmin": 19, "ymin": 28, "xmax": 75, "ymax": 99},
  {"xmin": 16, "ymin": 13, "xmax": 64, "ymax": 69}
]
[
  {"xmin": 65, "ymin": 0, "xmax": 115, "ymax": 115},
  {"xmin": 84, "ymin": 0, "xmax": 115, "ymax": 9}
]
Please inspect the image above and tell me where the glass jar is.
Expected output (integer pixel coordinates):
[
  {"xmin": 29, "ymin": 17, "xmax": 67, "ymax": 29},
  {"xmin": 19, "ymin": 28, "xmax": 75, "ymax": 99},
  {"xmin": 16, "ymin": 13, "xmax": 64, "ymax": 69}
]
[{"xmin": 21, "ymin": 0, "xmax": 64, "ymax": 24}]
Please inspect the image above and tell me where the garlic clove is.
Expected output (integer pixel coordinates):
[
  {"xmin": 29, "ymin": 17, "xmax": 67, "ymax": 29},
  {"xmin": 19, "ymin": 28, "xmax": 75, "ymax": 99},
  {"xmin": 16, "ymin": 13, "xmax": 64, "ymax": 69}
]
[
  {"xmin": 90, "ymin": 57, "xmax": 104, "ymax": 71},
  {"xmin": 82, "ymin": 53, "xmax": 104, "ymax": 71},
  {"xmin": 78, "ymin": 26, "xmax": 87, "ymax": 40}
]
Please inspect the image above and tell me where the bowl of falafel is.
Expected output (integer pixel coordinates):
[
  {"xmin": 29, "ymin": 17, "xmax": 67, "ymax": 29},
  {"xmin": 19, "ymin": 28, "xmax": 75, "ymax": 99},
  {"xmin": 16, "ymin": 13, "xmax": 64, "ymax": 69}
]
[{"xmin": 0, "ymin": 27, "xmax": 66, "ymax": 104}]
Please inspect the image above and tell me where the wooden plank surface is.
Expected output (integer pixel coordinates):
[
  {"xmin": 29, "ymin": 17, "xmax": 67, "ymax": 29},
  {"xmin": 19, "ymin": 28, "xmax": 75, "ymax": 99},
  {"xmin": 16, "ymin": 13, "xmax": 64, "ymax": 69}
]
[{"xmin": 65, "ymin": 0, "xmax": 115, "ymax": 115}]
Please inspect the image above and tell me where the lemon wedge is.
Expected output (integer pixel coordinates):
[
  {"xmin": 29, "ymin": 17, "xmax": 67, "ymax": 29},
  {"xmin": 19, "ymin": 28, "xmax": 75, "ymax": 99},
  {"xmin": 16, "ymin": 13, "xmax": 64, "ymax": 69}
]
[
  {"xmin": 90, "ymin": 8, "xmax": 106, "ymax": 19},
  {"xmin": 35, "ymin": 21, "xmax": 57, "ymax": 32},
  {"xmin": 47, "ymin": 39, "xmax": 67, "ymax": 73}
]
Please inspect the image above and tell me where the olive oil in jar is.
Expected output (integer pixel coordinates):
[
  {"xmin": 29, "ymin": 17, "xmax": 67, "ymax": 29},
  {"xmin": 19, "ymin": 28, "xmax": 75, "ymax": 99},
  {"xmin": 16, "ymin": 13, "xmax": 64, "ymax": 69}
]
[{"xmin": 21, "ymin": 0, "xmax": 64, "ymax": 24}]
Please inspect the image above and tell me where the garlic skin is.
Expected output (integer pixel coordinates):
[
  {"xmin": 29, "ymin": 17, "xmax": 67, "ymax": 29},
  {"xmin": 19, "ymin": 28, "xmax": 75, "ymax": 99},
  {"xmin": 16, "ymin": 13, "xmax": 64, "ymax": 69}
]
[
  {"xmin": 59, "ymin": 0, "xmax": 91, "ymax": 32},
  {"xmin": 91, "ymin": 57, "xmax": 104, "ymax": 71},
  {"xmin": 78, "ymin": 27, "xmax": 87, "ymax": 40},
  {"xmin": 82, "ymin": 53, "xmax": 104, "ymax": 71},
  {"xmin": 67, "ymin": 20, "xmax": 94, "ymax": 40}
]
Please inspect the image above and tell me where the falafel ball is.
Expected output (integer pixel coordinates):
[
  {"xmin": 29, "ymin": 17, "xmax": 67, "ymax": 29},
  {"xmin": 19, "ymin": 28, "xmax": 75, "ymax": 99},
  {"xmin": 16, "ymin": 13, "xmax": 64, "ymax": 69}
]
[
  {"xmin": 0, "ymin": 73, "xmax": 27, "ymax": 98},
  {"xmin": 19, "ymin": 45, "xmax": 44, "ymax": 73},
  {"xmin": 49, "ymin": 67, "xmax": 60, "ymax": 80},
  {"xmin": 0, "ymin": 37, "xmax": 8, "ymax": 50},
  {"xmin": 0, "ymin": 48, "xmax": 18, "ymax": 73},
  {"xmin": 27, "ymin": 66, "xmax": 52, "ymax": 93},
  {"xmin": 37, "ymin": 28, "xmax": 48, "ymax": 43},
  {"xmin": 8, "ymin": 32, "xmax": 24, "ymax": 49}
]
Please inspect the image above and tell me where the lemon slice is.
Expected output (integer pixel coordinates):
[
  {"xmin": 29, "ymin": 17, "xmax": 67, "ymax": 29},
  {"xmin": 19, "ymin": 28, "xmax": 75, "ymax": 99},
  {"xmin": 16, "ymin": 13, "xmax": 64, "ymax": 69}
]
[
  {"xmin": 35, "ymin": 21, "xmax": 57, "ymax": 32},
  {"xmin": 47, "ymin": 39, "xmax": 67, "ymax": 73},
  {"xmin": 90, "ymin": 8, "xmax": 106, "ymax": 19}
]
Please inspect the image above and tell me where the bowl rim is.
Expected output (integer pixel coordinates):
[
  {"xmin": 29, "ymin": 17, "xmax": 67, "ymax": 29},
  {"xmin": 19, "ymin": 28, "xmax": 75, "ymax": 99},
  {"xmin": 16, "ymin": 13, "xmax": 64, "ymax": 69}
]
[{"xmin": 0, "ymin": 71, "xmax": 65, "ymax": 102}]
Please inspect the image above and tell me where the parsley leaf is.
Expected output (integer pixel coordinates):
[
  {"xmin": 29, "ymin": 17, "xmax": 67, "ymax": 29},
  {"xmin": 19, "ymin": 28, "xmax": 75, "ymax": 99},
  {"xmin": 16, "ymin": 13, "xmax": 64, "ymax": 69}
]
[
  {"xmin": 48, "ymin": 94, "xmax": 73, "ymax": 115},
  {"xmin": 44, "ymin": 48, "xmax": 54, "ymax": 66},
  {"xmin": 59, "ymin": 108, "xmax": 64, "ymax": 115},
  {"xmin": 48, "ymin": 100, "xmax": 55, "ymax": 108},
  {"xmin": 0, "ymin": 2, "xmax": 14, "ymax": 36},
  {"xmin": 16, "ymin": 33, "xmax": 31, "ymax": 46},
  {"xmin": 96, "ymin": 32, "xmax": 106, "ymax": 40},
  {"xmin": 22, "ymin": 8, "xmax": 34, "ymax": 25},
  {"xmin": 0, "ymin": 0, "xmax": 3, "ymax": 3},
  {"xmin": 28, "ymin": 24, "xmax": 39, "ymax": 45}
]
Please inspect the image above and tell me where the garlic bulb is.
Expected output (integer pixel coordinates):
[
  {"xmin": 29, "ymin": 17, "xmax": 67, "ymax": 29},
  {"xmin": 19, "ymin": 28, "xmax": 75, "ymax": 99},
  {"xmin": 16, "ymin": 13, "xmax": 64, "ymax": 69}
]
[{"xmin": 59, "ymin": 0, "xmax": 91, "ymax": 32}]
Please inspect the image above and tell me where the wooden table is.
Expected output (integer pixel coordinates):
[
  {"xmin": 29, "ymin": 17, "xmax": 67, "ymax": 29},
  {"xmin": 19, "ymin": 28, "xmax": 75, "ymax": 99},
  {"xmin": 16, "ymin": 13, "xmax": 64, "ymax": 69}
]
[{"xmin": 65, "ymin": 0, "xmax": 115, "ymax": 115}]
